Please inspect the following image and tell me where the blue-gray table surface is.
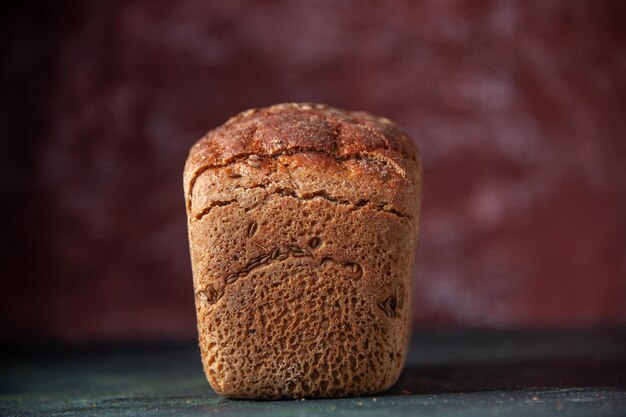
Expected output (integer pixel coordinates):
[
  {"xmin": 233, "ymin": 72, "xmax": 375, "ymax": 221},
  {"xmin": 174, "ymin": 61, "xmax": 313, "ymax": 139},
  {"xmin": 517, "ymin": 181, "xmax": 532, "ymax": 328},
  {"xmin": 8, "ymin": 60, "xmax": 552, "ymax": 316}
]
[{"xmin": 2, "ymin": 331, "xmax": 625, "ymax": 417}]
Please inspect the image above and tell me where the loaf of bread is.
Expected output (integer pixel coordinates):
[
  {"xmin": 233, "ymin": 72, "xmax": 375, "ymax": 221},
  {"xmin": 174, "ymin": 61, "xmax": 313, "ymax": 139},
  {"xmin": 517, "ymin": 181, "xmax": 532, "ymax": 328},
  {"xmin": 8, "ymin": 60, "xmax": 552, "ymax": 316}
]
[{"xmin": 184, "ymin": 103, "xmax": 421, "ymax": 399}]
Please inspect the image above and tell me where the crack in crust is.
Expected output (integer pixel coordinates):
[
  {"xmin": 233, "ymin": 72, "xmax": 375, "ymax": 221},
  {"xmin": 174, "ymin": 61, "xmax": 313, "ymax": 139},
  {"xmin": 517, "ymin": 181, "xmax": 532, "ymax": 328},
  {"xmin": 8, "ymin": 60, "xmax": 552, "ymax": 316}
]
[
  {"xmin": 377, "ymin": 284, "xmax": 404, "ymax": 318},
  {"xmin": 192, "ymin": 199, "xmax": 238, "ymax": 221},
  {"xmin": 195, "ymin": 245, "xmax": 363, "ymax": 307},
  {"xmin": 185, "ymin": 147, "xmax": 408, "ymax": 213},
  {"xmin": 192, "ymin": 186, "xmax": 411, "ymax": 222}
]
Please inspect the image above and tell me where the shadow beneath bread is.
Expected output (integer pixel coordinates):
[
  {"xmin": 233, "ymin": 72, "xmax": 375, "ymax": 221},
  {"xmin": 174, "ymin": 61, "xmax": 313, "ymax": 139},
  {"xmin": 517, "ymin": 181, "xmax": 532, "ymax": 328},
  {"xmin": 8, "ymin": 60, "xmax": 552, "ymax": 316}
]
[{"xmin": 385, "ymin": 357, "xmax": 626, "ymax": 395}]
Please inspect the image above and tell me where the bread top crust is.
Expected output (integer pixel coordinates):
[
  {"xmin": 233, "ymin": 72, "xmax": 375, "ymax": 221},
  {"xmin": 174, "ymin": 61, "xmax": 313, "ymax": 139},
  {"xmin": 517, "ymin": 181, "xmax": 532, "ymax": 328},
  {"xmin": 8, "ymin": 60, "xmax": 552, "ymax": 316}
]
[{"xmin": 184, "ymin": 103, "xmax": 421, "ymax": 216}]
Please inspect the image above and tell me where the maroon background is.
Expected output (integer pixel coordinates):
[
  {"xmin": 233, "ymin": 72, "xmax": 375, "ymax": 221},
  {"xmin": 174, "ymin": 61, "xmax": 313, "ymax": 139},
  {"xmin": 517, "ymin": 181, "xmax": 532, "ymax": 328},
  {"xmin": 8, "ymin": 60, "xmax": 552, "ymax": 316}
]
[{"xmin": 2, "ymin": 0, "xmax": 625, "ymax": 345}]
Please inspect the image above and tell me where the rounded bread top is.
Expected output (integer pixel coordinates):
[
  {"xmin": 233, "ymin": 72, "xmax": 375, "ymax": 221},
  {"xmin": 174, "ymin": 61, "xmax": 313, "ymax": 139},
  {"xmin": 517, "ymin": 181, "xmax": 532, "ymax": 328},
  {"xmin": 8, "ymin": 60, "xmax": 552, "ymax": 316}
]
[{"xmin": 184, "ymin": 103, "xmax": 420, "ymax": 196}]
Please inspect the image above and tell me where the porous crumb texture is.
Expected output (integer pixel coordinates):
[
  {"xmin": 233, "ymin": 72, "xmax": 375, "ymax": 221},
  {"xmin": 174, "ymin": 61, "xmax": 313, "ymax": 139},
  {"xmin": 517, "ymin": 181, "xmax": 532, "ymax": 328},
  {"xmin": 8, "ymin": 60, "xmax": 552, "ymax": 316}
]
[{"xmin": 184, "ymin": 103, "xmax": 421, "ymax": 399}]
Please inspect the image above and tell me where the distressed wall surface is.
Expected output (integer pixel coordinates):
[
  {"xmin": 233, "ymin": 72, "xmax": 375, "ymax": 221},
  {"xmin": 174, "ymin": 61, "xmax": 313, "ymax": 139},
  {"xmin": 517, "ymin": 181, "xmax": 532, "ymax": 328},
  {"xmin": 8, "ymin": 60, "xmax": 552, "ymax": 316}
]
[{"xmin": 2, "ymin": 0, "xmax": 625, "ymax": 343}]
